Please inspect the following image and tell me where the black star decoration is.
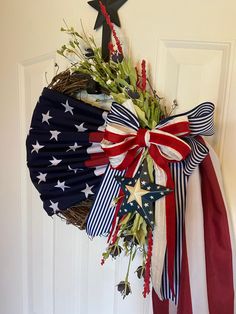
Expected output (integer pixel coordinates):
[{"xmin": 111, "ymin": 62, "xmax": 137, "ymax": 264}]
[
  {"xmin": 88, "ymin": 0, "xmax": 127, "ymax": 60},
  {"xmin": 116, "ymin": 161, "xmax": 173, "ymax": 229}
]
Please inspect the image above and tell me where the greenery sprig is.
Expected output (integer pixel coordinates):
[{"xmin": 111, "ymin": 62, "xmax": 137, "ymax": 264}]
[{"xmin": 57, "ymin": 19, "xmax": 166, "ymax": 129}]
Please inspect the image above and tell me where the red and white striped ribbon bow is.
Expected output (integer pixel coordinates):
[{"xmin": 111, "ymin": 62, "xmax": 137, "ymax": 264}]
[
  {"xmin": 102, "ymin": 114, "xmax": 191, "ymax": 292},
  {"xmin": 102, "ymin": 116, "xmax": 191, "ymax": 170}
]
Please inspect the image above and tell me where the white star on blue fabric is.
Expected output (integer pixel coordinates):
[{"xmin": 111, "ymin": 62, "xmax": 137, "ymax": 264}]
[
  {"xmin": 50, "ymin": 130, "xmax": 61, "ymax": 141},
  {"xmin": 62, "ymin": 100, "xmax": 74, "ymax": 115},
  {"xmin": 42, "ymin": 111, "xmax": 52, "ymax": 124},
  {"xmin": 68, "ymin": 165, "xmax": 82, "ymax": 174},
  {"xmin": 55, "ymin": 180, "xmax": 70, "ymax": 191},
  {"xmin": 67, "ymin": 142, "xmax": 82, "ymax": 152},
  {"xmin": 49, "ymin": 200, "xmax": 60, "ymax": 213},
  {"xmin": 31, "ymin": 141, "xmax": 44, "ymax": 153},
  {"xmin": 49, "ymin": 156, "xmax": 62, "ymax": 166},
  {"xmin": 81, "ymin": 183, "xmax": 94, "ymax": 198},
  {"xmin": 36, "ymin": 172, "xmax": 47, "ymax": 184},
  {"xmin": 75, "ymin": 123, "xmax": 87, "ymax": 132}
]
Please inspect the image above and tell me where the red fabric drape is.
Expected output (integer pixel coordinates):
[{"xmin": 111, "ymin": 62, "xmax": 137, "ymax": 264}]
[
  {"xmin": 152, "ymin": 289, "xmax": 169, "ymax": 314},
  {"xmin": 199, "ymin": 139, "xmax": 234, "ymax": 314},
  {"xmin": 152, "ymin": 140, "xmax": 234, "ymax": 313},
  {"xmin": 177, "ymin": 231, "xmax": 193, "ymax": 314}
]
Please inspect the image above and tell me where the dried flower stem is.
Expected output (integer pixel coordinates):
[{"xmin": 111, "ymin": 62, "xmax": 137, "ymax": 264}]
[{"xmin": 125, "ymin": 244, "xmax": 133, "ymax": 287}]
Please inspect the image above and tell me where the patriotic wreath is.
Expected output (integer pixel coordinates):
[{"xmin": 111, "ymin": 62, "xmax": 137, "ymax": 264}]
[{"xmin": 26, "ymin": 0, "xmax": 221, "ymax": 304}]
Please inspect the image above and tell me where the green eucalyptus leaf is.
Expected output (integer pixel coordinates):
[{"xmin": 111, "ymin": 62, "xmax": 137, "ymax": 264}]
[
  {"xmin": 69, "ymin": 40, "xmax": 75, "ymax": 48},
  {"xmin": 146, "ymin": 154, "xmax": 154, "ymax": 182},
  {"xmin": 57, "ymin": 50, "xmax": 64, "ymax": 56},
  {"xmin": 128, "ymin": 66, "xmax": 137, "ymax": 87},
  {"xmin": 114, "ymin": 78, "xmax": 130, "ymax": 87},
  {"xmin": 111, "ymin": 92, "xmax": 127, "ymax": 104},
  {"xmin": 136, "ymin": 215, "xmax": 143, "ymax": 230},
  {"xmin": 131, "ymin": 213, "xmax": 140, "ymax": 234},
  {"xmin": 135, "ymin": 220, "xmax": 146, "ymax": 245},
  {"xmin": 133, "ymin": 104, "xmax": 149, "ymax": 127},
  {"xmin": 102, "ymin": 251, "xmax": 110, "ymax": 259},
  {"xmin": 136, "ymin": 229, "xmax": 145, "ymax": 245}
]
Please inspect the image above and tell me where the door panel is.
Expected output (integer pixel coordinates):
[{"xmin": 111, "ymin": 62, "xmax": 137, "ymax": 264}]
[{"xmin": 156, "ymin": 40, "xmax": 232, "ymax": 152}]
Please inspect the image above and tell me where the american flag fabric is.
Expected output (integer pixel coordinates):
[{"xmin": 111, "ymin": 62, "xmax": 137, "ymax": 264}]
[{"xmin": 26, "ymin": 88, "xmax": 109, "ymax": 215}]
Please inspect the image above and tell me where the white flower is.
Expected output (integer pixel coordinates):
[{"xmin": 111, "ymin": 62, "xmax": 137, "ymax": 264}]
[
  {"xmin": 88, "ymin": 59, "xmax": 94, "ymax": 64},
  {"xmin": 91, "ymin": 65, "xmax": 96, "ymax": 72},
  {"xmin": 106, "ymin": 79, "xmax": 112, "ymax": 85}
]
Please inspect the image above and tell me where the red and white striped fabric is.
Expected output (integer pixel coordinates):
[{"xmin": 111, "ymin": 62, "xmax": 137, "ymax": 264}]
[{"xmin": 152, "ymin": 140, "xmax": 235, "ymax": 314}]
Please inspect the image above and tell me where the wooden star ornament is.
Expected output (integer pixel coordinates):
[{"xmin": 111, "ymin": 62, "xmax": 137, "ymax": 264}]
[{"xmin": 116, "ymin": 161, "xmax": 173, "ymax": 229}]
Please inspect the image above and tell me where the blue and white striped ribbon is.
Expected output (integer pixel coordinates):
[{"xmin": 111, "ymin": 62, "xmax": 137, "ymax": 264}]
[
  {"xmin": 106, "ymin": 102, "xmax": 140, "ymax": 131},
  {"xmin": 160, "ymin": 162, "xmax": 188, "ymax": 302},
  {"xmin": 86, "ymin": 165, "xmax": 125, "ymax": 237},
  {"xmin": 160, "ymin": 102, "xmax": 215, "ymax": 302}
]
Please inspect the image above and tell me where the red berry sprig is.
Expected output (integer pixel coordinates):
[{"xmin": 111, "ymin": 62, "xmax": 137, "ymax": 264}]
[
  {"xmin": 99, "ymin": 1, "xmax": 123, "ymax": 55},
  {"xmin": 141, "ymin": 60, "xmax": 147, "ymax": 91},
  {"xmin": 143, "ymin": 230, "xmax": 153, "ymax": 298}
]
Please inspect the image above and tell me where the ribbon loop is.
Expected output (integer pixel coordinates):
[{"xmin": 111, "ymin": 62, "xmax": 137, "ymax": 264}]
[{"xmin": 102, "ymin": 126, "xmax": 192, "ymax": 172}]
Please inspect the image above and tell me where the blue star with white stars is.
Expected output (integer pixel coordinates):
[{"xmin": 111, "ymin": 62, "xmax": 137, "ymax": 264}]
[{"xmin": 116, "ymin": 160, "xmax": 173, "ymax": 229}]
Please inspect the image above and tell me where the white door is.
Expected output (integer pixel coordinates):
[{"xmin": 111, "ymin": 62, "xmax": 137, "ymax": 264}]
[{"xmin": 1, "ymin": 1, "xmax": 235, "ymax": 313}]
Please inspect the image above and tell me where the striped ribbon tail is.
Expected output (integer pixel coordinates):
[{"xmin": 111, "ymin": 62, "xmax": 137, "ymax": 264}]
[
  {"xmin": 86, "ymin": 166, "xmax": 125, "ymax": 237},
  {"xmin": 153, "ymin": 102, "xmax": 215, "ymax": 303}
]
